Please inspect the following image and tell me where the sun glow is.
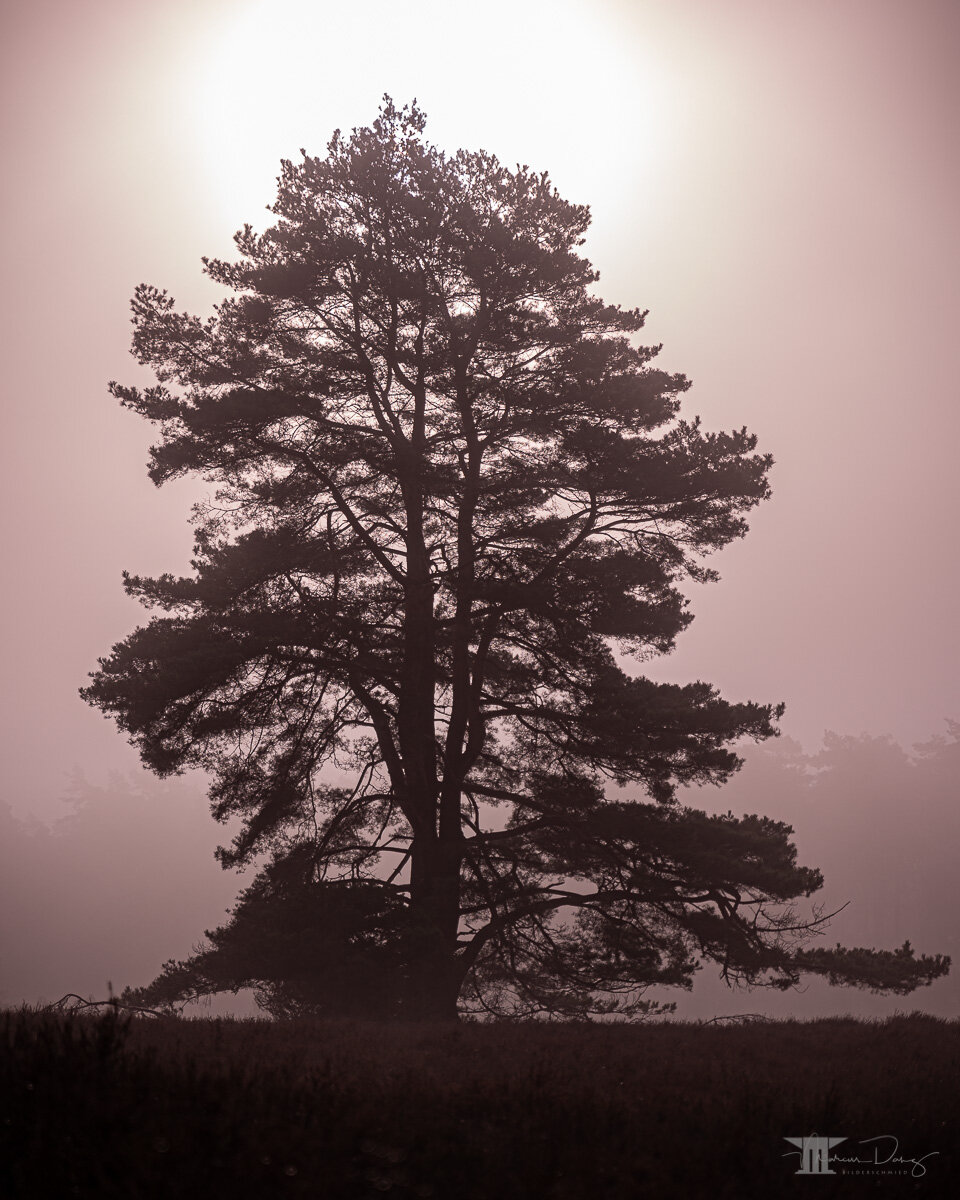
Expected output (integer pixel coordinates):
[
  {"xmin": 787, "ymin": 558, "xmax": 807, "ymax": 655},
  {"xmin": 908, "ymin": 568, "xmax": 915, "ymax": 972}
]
[{"xmin": 183, "ymin": 0, "xmax": 684, "ymax": 252}]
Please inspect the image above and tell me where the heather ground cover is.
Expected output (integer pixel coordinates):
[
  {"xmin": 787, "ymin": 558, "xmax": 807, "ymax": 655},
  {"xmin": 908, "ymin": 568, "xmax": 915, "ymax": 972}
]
[{"xmin": 2, "ymin": 1009, "xmax": 956, "ymax": 1198}]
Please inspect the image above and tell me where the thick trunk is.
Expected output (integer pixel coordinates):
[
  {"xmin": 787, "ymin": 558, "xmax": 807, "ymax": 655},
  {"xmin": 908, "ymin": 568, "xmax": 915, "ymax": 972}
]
[
  {"xmin": 392, "ymin": 364, "xmax": 467, "ymax": 1022},
  {"xmin": 403, "ymin": 835, "xmax": 464, "ymax": 1021}
]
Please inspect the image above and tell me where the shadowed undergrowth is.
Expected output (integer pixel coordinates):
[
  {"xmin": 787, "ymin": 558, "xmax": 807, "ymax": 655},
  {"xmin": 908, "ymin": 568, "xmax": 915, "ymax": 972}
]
[{"xmin": 2, "ymin": 1009, "xmax": 957, "ymax": 1198}]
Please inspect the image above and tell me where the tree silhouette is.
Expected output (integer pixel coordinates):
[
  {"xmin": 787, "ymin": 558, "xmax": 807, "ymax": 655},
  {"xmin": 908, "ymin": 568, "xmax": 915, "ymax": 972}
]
[{"xmin": 86, "ymin": 99, "xmax": 947, "ymax": 1020}]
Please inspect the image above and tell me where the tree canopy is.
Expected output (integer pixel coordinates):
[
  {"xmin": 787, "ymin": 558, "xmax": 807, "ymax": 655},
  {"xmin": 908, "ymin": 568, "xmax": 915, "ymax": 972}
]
[{"xmin": 87, "ymin": 99, "xmax": 948, "ymax": 1020}]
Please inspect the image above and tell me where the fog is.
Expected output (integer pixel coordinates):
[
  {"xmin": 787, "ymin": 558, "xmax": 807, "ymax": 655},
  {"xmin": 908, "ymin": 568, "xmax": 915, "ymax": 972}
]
[
  {"xmin": 0, "ymin": 773, "xmax": 257, "ymax": 1015},
  {"xmin": 2, "ymin": 730, "xmax": 956, "ymax": 1019},
  {"xmin": 1, "ymin": 0, "xmax": 958, "ymax": 1017},
  {"xmin": 660, "ymin": 728, "xmax": 960, "ymax": 1018}
]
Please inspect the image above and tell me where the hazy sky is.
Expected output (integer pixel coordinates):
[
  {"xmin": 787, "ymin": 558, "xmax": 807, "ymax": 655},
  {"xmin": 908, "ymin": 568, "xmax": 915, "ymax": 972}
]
[{"xmin": 1, "ymin": 0, "xmax": 958, "ymax": 1013}]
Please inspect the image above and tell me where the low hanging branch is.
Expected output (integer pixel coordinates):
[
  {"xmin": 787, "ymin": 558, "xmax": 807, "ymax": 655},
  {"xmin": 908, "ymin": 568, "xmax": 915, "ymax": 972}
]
[{"xmin": 43, "ymin": 993, "xmax": 168, "ymax": 1019}]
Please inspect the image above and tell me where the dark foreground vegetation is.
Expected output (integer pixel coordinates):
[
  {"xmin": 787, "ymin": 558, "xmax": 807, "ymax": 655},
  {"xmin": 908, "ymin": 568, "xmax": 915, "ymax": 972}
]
[{"xmin": 3, "ymin": 1009, "xmax": 957, "ymax": 1199}]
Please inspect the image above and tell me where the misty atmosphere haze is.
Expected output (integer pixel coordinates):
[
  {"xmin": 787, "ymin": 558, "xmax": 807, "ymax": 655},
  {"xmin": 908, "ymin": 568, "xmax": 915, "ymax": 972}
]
[
  {"xmin": 3, "ymin": 729, "xmax": 958, "ymax": 1018},
  {"xmin": 2, "ymin": 2, "xmax": 959, "ymax": 1194},
  {"xmin": 2, "ymin": 0, "xmax": 957, "ymax": 1021}
]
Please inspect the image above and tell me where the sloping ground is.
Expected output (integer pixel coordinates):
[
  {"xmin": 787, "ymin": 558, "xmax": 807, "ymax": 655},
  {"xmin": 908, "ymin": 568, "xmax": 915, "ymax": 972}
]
[{"xmin": 3, "ymin": 1009, "xmax": 957, "ymax": 1198}]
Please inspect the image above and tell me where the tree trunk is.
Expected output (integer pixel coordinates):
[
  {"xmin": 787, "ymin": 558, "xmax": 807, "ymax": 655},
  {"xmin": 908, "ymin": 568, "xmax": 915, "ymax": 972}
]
[
  {"xmin": 395, "ymin": 400, "xmax": 465, "ymax": 1021},
  {"xmin": 404, "ymin": 835, "xmax": 464, "ymax": 1021}
]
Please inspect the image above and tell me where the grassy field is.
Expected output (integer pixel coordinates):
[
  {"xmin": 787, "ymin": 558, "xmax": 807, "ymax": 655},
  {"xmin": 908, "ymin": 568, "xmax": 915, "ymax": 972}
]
[{"xmin": 2, "ymin": 1008, "xmax": 957, "ymax": 1199}]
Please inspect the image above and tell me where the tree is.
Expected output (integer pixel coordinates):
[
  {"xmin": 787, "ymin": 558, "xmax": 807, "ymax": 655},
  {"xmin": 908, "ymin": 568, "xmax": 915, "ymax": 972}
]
[{"xmin": 86, "ymin": 99, "xmax": 948, "ymax": 1021}]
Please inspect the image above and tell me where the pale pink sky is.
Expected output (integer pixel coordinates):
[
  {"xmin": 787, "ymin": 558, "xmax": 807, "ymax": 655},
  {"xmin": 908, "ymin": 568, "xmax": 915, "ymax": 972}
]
[{"xmin": 1, "ymin": 0, "xmax": 957, "ymax": 1013}]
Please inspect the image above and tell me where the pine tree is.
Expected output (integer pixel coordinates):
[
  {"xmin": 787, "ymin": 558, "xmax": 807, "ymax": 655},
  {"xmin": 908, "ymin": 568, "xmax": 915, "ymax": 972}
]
[{"xmin": 87, "ymin": 100, "xmax": 948, "ymax": 1020}]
